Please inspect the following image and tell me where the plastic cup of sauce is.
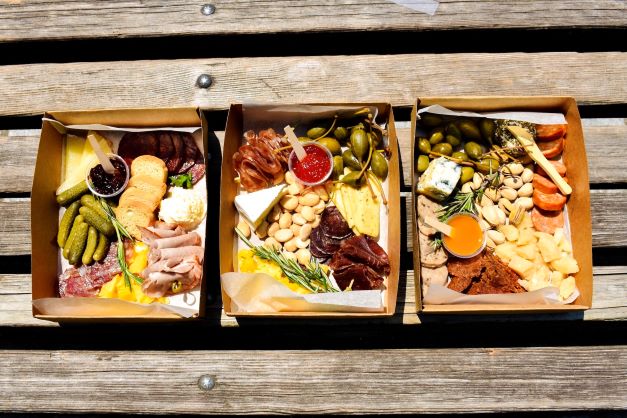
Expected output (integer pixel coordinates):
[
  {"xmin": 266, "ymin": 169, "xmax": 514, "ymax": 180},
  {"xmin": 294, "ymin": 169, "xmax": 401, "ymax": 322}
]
[
  {"xmin": 442, "ymin": 213, "xmax": 486, "ymax": 258},
  {"xmin": 288, "ymin": 142, "xmax": 334, "ymax": 186},
  {"xmin": 86, "ymin": 153, "xmax": 129, "ymax": 198}
]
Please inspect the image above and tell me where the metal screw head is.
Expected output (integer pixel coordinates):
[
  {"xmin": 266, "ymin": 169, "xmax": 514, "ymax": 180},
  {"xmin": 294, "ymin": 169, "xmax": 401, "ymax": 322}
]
[
  {"xmin": 196, "ymin": 74, "xmax": 213, "ymax": 89},
  {"xmin": 201, "ymin": 4, "xmax": 215, "ymax": 15},
  {"xmin": 198, "ymin": 374, "xmax": 216, "ymax": 391}
]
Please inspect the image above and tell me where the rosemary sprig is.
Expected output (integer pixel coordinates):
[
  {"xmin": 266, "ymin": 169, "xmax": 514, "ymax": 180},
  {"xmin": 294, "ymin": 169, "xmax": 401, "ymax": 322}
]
[
  {"xmin": 437, "ymin": 191, "xmax": 477, "ymax": 222},
  {"xmin": 431, "ymin": 233, "xmax": 443, "ymax": 250},
  {"xmin": 235, "ymin": 228, "xmax": 339, "ymax": 293},
  {"xmin": 98, "ymin": 198, "xmax": 143, "ymax": 289}
]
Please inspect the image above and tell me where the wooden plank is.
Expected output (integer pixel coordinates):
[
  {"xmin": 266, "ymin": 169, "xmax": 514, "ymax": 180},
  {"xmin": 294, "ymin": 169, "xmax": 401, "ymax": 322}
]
[
  {"xmin": 1, "ymin": 346, "xmax": 625, "ymax": 414},
  {"xmin": 0, "ymin": 1, "xmax": 625, "ymax": 42},
  {"xmin": 1, "ymin": 121, "xmax": 626, "ymax": 193},
  {"xmin": 0, "ymin": 53, "xmax": 625, "ymax": 116},
  {"xmin": 3, "ymin": 266, "xmax": 626, "ymax": 327}
]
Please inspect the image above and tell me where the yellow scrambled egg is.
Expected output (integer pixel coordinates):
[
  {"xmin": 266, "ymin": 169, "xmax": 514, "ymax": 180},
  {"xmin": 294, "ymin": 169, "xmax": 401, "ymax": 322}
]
[
  {"xmin": 98, "ymin": 242, "xmax": 168, "ymax": 304},
  {"xmin": 238, "ymin": 249, "xmax": 310, "ymax": 294}
]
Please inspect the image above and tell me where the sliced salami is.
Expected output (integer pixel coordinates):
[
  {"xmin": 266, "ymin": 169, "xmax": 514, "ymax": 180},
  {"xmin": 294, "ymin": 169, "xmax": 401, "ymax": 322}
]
[
  {"xmin": 319, "ymin": 206, "xmax": 352, "ymax": 239},
  {"xmin": 166, "ymin": 132, "xmax": 185, "ymax": 173},
  {"xmin": 117, "ymin": 132, "xmax": 159, "ymax": 166},
  {"xmin": 186, "ymin": 163, "xmax": 206, "ymax": 184},
  {"xmin": 157, "ymin": 131, "xmax": 174, "ymax": 160}
]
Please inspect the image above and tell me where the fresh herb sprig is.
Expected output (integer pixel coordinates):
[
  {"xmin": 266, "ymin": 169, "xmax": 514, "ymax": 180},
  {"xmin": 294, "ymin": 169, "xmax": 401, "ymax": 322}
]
[
  {"xmin": 98, "ymin": 198, "xmax": 143, "ymax": 289},
  {"xmin": 437, "ymin": 170, "xmax": 500, "ymax": 222},
  {"xmin": 235, "ymin": 228, "xmax": 338, "ymax": 293},
  {"xmin": 169, "ymin": 173, "xmax": 193, "ymax": 189}
]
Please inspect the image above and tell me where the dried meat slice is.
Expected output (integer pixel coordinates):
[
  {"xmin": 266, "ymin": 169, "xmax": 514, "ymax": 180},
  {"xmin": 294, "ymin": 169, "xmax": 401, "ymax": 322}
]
[
  {"xmin": 319, "ymin": 206, "xmax": 352, "ymax": 239},
  {"xmin": 332, "ymin": 264, "xmax": 384, "ymax": 291},
  {"xmin": 117, "ymin": 132, "xmax": 159, "ymax": 166},
  {"xmin": 157, "ymin": 131, "xmax": 174, "ymax": 160},
  {"xmin": 166, "ymin": 132, "xmax": 185, "ymax": 173}
]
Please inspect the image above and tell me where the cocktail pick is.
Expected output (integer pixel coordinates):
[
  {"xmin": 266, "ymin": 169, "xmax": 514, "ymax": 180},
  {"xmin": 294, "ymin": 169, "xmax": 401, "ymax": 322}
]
[
  {"xmin": 284, "ymin": 125, "xmax": 307, "ymax": 161},
  {"xmin": 424, "ymin": 215, "xmax": 453, "ymax": 237},
  {"xmin": 87, "ymin": 131, "xmax": 115, "ymax": 174}
]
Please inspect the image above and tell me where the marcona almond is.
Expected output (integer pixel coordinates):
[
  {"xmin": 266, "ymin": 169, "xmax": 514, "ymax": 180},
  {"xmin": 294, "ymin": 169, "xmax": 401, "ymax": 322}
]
[
  {"xmin": 298, "ymin": 193, "xmax": 320, "ymax": 207},
  {"xmin": 267, "ymin": 205, "xmax": 281, "ymax": 222},
  {"xmin": 256, "ymin": 221, "xmax": 269, "ymax": 239},
  {"xmin": 299, "ymin": 223, "xmax": 312, "ymax": 240},
  {"xmin": 278, "ymin": 212, "xmax": 292, "ymax": 229},
  {"xmin": 267, "ymin": 221, "xmax": 280, "ymax": 237},
  {"xmin": 283, "ymin": 238, "xmax": 298, "ymax": 252},
  {"xmin": 295, "ymin": 237, "xmax": 310, "ymax": 249},
  {"xmin": 236, "ymin": 219, "xmax": 251, "ymax": 238},
  {"xmin": 274, "ymin": 228, "xmax": 294, "ymax": 243},
  {"xmin": 313, "ymin": 199, "xmax": 326, "ymax": 214},
  {"xmin": 287, "ymin": 183, "xmax": 303, "ymax": 196},
  {"xmin": 296, "ymin": 248, "xmax": 311, "ymax": 266},
  {"xmin": 292, "ymin": 213, "xmax": 307, "ymax": 225},
  {"xmin": 301, "ymin": 205, "xmax": 315, "ymax": 222},
  {"xmin": 290, "ymin": 223, "xmax": 301, "ymax": 236},
  {"xmin": 313, "ymin": 185, "xmax": 329, "ymax": 201},
  {"xmin": 264, "ymin": 237, "xmax": 281, "ymax": 250},
  {"xmin": 285, "ymin": 171, "xmax": 296, "ymax": 185},
  {"xmin": 282, "ymin": 251, "xmax": 297, "ymax": 261},
  {"xmin": 279, "ymin": 195, "xmax": 298, "ymax": 211},
  {"xmin": 312, "ymin": 215, "xmax": 321, "ymax": 228}
]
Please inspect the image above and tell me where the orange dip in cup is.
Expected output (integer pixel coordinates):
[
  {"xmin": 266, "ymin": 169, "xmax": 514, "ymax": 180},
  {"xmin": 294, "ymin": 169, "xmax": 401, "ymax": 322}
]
[{"xmin": 442, "ymin": 213, "xmax": 485, "ymax": 258}]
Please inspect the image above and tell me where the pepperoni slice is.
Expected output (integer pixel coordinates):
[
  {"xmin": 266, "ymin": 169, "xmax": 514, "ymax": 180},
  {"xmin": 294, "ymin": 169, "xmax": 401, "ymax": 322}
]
[
  {"xmin": 532, "ymin": 189, "xmax": 567, "ymax": 212},
  {"xmin": 531, "ymin": 207, "xmax": 564, "ymax": 234},
  {"xmin": 535, "ymin": 160, "xmax": 566, "ymax": 177},
  {"xmin": 533, "ymin": 173, "xmax": 558, "ymax": 194},
  {"xmin": 537, "ymin": 137, "xmax": 564, "ymax": 159},
  {"xmin": 536, "ymin": 124, "xmax": 567, "ymax": 142}
]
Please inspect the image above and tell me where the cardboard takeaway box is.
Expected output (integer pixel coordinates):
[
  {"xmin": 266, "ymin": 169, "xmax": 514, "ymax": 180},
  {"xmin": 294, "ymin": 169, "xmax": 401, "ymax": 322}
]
[
  {"xmin": 219, "ymin": 103, "xmax": 401, "ymax": 317},
  {"xmin": 411, "ymin": 97, "xmax": 593, "ymax": 313},
  {"xmin": 31, "ymin": 108, "xmax": 209, "ymax": 321}
]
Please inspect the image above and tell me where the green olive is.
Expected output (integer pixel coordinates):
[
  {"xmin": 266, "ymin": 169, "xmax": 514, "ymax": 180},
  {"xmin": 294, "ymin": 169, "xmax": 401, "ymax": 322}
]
[
  {"xmin": 460, "ymin": 166, "xmax": 475, "ymax": 184},
  {"xmin": 420, "ymin": 114, "xmax": 443, "ymax": 127},
  {"xmin": 351, "ymin": 123, "xmax": 365, "ymax": 133},
  {"xmin": 334, "ymin": 126, "xmax": 348, "ymax": 141},
  {"xmin": 459, "ymin": 120, "xmax": 482, "ymax": 140},
  {"xmin": 479, "ymin": 119, "xmax": 496, "ymax": 143},
  {"xmin": 446, "ymin": 122, "xmax": 462, "ymax": 140},
  {"xmin": 418, "ymin": 138, "xmax": 431, "ymax": 155},
  {"xmin": 339, "ymin": 171, "xmax": 364, "ymax": 187},
  {"xmin": 417, "ymin": 155, "xmax": 430, "ymax": 173},
  {"xmin": 451, "ymin": 151, "xmax": 469, "ymax": 162},
  {"xmin": 432, "ymin": 142, "xmax": 453, "ymax": 156},
  {"xmin": 307, "ymin": 126, "xmax": 326, "ymax": 139},
  {"xmin": 371, "ymin": 151, "xmax": 388, "ymax": 180},
  {"xmin": 445, "ymin": 134, "xmax": 462, "ymax": 147},
  {"xmin": 475, "ymin": 158, "xmax": 500, "ymax": 174},
  {"xmin": 333, "ymin": 155, "xmax": 344, "ymax": 179},
  {"xmin": 342, "ymin": 149, "xmax": 362, "ymax": 171},
  {"xmin": 429, "ymin": 128, "xmax": 445, "ymax": 145},
  {"xmin": 464, "ymin": 141, "xmax": 483, "ymax": 160},
  {"xmin": 350, "ymin": 129, "xmax": 369, "ymax": 162},
  {"xmin": 317, "ymin": 137, "xmax": 341, "ymax": 156}
]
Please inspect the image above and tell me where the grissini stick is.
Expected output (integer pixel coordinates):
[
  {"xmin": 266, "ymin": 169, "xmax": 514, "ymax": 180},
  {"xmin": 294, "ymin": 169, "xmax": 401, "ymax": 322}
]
[{"xmin": 507, "ymin": 126, "xmax": 572, "ymax": 195}]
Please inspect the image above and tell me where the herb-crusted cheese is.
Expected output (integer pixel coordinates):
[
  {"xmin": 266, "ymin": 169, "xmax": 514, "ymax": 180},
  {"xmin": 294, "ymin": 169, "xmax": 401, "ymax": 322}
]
[{"xmin": 417, "ymin": 157, "xmax": 461, "ymax": 202}]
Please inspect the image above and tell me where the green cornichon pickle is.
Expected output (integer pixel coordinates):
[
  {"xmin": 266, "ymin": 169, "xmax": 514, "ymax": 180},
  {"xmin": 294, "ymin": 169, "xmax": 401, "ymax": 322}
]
[
  {"xmin": 79, "ymin": 206, "xmax": 115, "ymax": 237},
  {"xmin": 306, "ymin": 126, "xmax": 326, "ymax": 139},
  {"xmin": 332, "ymin": 156, "xmax": 344, "ymax": 179},
  {"xmin": 81, "ymin": 226, "xmax": 99, "ymax": 265},
  {"xmin": 80, "ymin": 194, "xmax": 108, "ymax": 220},
  {"xmin": 333, "ymin": 126, "xmax": 348, "ymax": 141},
  {"xmin": 92, "ymin": 233, "xmax": 109, "ymax": 262},
  {"xmin": 479, "ymin": 119, "xmax": 496, "ymax": 143},
  {"xmin": 63, "ymin": 215, "xmax": 84, "ymax": 259},
  {"xmin": 459, "ymin": 120, "xmax": 482, "ymax": 141},
  {"xmin": 342, "ymin": 149, "xmax": 361, "ymax": 171},
  {"xmin": 370, "ymin": 151, "xmax": 388, "ymax": 180},
  {"xmin": 56, "ymin": 180, "xmax": 89, "ymax": 206},
  {"xmin": 68, "ymin": 222, "xmax": 89, "ymax": 265},
  {"xmin": 416, "ymin": 155, "xmax": 430, "ymax": 173},
  {"xmin": 57, "ymin": 200, "xmax": 81, "ymax": 248},
  {"xmin": 350, "ymin": 129, "xmax": 369, "ymax": 162},
  {"xmin": 418, "ymin": 138, "xmax": 431, "ymax": 155},
  {"xmin": 420, "ymin": 114, "xmax": 443, "ymax": 127}
]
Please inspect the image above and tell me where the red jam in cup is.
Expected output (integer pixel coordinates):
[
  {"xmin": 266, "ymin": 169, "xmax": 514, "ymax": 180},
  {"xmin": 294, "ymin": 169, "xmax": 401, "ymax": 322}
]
[{"xmin": 288, "ymin": 143, "xmax": 333, "ymax": 186}]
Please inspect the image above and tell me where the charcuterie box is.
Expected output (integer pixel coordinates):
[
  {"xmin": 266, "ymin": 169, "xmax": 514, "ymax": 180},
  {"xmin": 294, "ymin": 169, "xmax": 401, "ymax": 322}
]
[
  {"xmin": 31, "ymin": 108, "xmax": 211, "ymax": 321},
  {"xmin": 411, "ymin": 97, "xmax": 592, "ymax": 314},
  {"xmin": 219, "ymin": 103, "xmax": 400, "ymax": 317}
]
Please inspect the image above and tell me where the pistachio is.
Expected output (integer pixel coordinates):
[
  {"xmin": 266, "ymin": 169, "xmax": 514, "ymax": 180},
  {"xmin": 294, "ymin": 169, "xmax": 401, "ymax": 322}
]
[
  {"xmin": 487, "ymin": 229, "xmax": 506, "ymax": 245},
  {"xmin": 479, "ymin": 219, "xmax": 491, "ymax": 231},
  {"xmin": 472, "ymin": 172, "xmax": 484, "ymax": 190},
  {"xmin": 516, "ymin": 196, "xmax": 534, "ymax": 210},
  {"xmin": 292, "ymin": 213, "xmax": 307, "ymax": 225},
  {"xmin": 298, "ymin": 193, "xmax": 320, "ymax": 207},
  {"xmin": 480, "ymin": 194, "xmax": 494, "ymax": 207},
  {"xmin": 503, "ymin": 163, "xmax": 524, "ymax": 176},
  {"xmin": 486, "ymin": 237, "xmax": 497, "ymax": 249},
  {"xmin": 499, "ymin": 186, "xmax": 518, "ymax": 201},
  {"xmin": 256, "ymin": 221, "xmax": 269, "ymax": 239},
  {"xmin": 299, "ymin": 223, "xmax": 313, "ymax": 240},
  {"xmin": 279, "ymin": 195, "xmax": 298, "ymax": 211},
  {"xmin": 503, "ymin": 176, "xmax": 524, "ymax": 190},
  {"xmin": 521, "ymin": 168, "xmax": 534, "ymax": 183},
  {"xmin": 496, "ymin": 206, "xmax": 507, "ymax": 225},
  {"xmin": 236, "ymin": 219, "xmax": 251, "ymax": 238},
  {"xmin": 283, "ymin": 238, "xmax": 298, "ymax": 252},
  {"xmin": 484, "ymin": 187, "xmax": 500, "ymax": 202},
  {"xmin": 498, "ymin": 198, "xmax": 513, "ymax": 214},
  {"xmin": 509, "ymin": 204, "xmax": 525, "ymax": 225},
  {"xmin": 482, "ymin": 205, "xmax": 505, "ymax": 227},
  {"xmin": 296, "ymin": 248, "xmax": 312, "ymax": 266},
  {"xmin": 517, "ymin": 183, "xmax": 534, "ymax": 197},
  {"xmin": 461, "ymin": 182, "xmax": 474, "ymax": 194},
  {"xmin": 268, "ymin": 221, "xmax": 280, "ymax": 237},
  {"xmin": 278, "ymin": 212, "xmax": 292, "ymax": 229},
  {"xmin": 264, "ymin": 237, "xmax": 281, "ymax": 250},
  {"xmin": 274, "ymin": 228, "xmax": 294, "ymax": 243}
]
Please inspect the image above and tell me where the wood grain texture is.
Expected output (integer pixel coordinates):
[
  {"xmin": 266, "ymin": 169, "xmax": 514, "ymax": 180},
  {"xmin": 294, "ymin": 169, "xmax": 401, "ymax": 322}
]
[
  {"xmin": 0, "ymin": 53, "xmax": 625, "ymax": 116},
  {"xmin": 3, "ymin": 266, "xmax": 626, "ymax": 327},
  {"xmin": 1, "ymin": 345, "xmax": 626, "ymax": 414},
  {"xmin": 1, "ymin": 121, "xmax": 625, "ymax": 193},
  {"xmin": 0, "ymin": 1, "xmax": 625, "ymax": 42}
]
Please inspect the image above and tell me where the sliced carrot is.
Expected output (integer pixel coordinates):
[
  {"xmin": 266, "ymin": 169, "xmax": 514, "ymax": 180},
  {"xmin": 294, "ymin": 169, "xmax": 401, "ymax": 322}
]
[
  {"xmin": 532, "ymin": 190, "xmax": 567, "ymax": 212},
  {"xmin": 533, "ymin": 173, "xmax": 558, "ymax": 194},
  {"xmin": 535, "ymin": 160, "xmax": 566, "ymax": 177},
  {"xmin": 532, "ymin": 207, "xmax": 564, "ymax": 234},
  {"xmin": 537, "ymin": 137, "xmax": 564, "ymax": 159},
  {"xmin": 536, "ymin": 124, "xmax": 567, "ymax": 142}
]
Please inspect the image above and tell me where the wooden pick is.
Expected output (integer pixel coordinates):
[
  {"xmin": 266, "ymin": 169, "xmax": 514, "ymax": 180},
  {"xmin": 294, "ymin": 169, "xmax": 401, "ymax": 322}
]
[
  {"xmin": 424, "ymin": 215, "xmax": 453, "ymax": 237},
  {"xmin": 87, "ymin": 131, "xmax": 115, "ymax": 174},
  {"xmin": 284, "ymin": 125, "xmax": 307, "ymax": 161},
  {"xmin": 507, "ymin": 126, "xmax": 572, "ymax": 195}
]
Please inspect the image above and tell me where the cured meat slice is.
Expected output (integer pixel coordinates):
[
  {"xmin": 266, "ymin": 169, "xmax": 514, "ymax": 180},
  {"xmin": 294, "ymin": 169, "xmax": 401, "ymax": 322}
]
[
  {"xmin": 149, "ymin": 245, "xmax": 205, "ymax": 264},
  {"xmin": 157, "ymin": 131, "xmax": 174, "ymax": 160},
  {"xmin": 58, "ymin": 245, "xmax": 119, "ymax": 297},
  {"xmin": 447, "ymin": 253, "xmax": 484, "ymax": 278},
  {"xmin": 416, "ymin": 195, "xmax": 442, "ymax": 236},
  {"xmin": 152, "ymin": 232, "xmax": 201, "ymax": 249},
  {"xmin": 187, "ymin": 163, "xmax": 206, "ymax": 184},
  {"xmin": 332, "ymin": 264, "xmax": 384, "ymax": 291},
  {"xmin": 531, "ymin": 207, "xmax": 564, "ymax": 234},
  {"xmin": 233, "ymin": 130, "xmax": 289, "ymax": 192},
  {"xmin": 421, "ymin": 265, "xmax": 449, "ymax": 295},
  {"xmin": 178, "ymin": 133, "xmax": 199, "ymax": 173},
  {"xmin": 310, "ymin": 227, "xmax": 342, "ymax": 256},
  {"xmin": 117, "ymin": 132, "xmax": 159, "ymax": 166},
  {"xmin": 329, "ymin": 235, "xmax": 390, "ymax": 276},
  {"xmin": 166, "ymin": 132, "xmax": 185, "ymax": 173},
  {"xmin": 319, "ymin": 206, "xmax": 352, "ymax": 239},
  {"xmin": 418, "ymin": 232, "xmax": 448, "ymax": 268}
]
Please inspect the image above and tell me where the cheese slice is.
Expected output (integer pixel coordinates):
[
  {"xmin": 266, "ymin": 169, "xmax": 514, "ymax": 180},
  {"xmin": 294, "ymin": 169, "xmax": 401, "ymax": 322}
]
[{"xmin": 234, "ymin": 184, "xmax": 287, "ymax": 229}]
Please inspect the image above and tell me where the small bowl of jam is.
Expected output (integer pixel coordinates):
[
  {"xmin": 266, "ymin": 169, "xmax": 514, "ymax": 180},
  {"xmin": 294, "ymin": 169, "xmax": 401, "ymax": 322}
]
[
  {"xmin": 86, "ymin": 154, "xmax": 129, "ymax": 198},
  {"xmin": 288, "ymin": 142, "xmax": 334, "ymax": 186},
  {"xmin": 442, "ymin": 213, "xmax": 486, "ymax": 258}
]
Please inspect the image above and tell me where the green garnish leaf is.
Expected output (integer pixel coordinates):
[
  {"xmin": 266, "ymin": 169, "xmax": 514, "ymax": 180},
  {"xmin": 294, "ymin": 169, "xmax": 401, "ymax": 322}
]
[{"xmin": 169, "ymin": 173, "xmax": 193, "ymax": 189}]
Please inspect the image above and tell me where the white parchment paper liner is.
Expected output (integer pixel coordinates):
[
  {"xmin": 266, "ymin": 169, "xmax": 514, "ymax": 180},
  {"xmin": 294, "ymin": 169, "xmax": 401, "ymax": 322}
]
[
  {"xmin": 418, "ymin": 105, "xmax": 567, "ymax": 124},
  {"xmin": 33, "ymin": 121, "xmax": 205, "ymax": 318},
  {"xmin": 424, "ymin": 284, "xmax": 579, "ymax": 305}
]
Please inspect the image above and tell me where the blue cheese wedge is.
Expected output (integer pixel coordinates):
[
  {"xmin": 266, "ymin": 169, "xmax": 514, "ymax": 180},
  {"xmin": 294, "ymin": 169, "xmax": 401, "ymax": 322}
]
[
  {"xmin": 417, "ymin": 157, "xmax": 461, "ymax": 202},
  {"xmin": 234, "ymin": 184, "xmax": 287, "ymax": 229}
]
